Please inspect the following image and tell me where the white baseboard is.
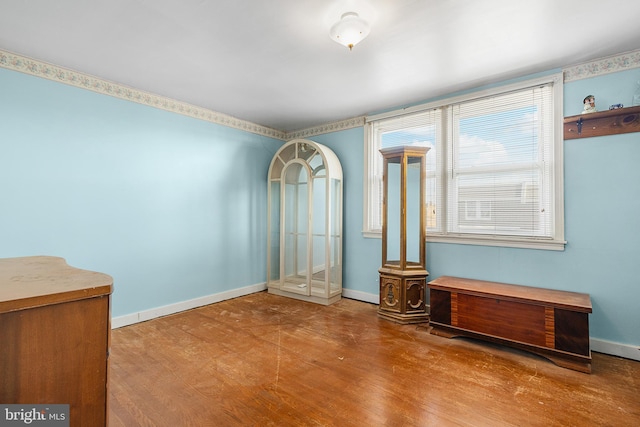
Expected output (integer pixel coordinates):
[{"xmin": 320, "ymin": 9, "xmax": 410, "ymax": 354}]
[
  {"xmin": 111, "ymin": 282, "xmax": 267, "ymax": 329},
  {"xmin": 342, "ymin": 288, "xmax": 378, "ymax": 304},
  {"xmin": 112, "ymin": 285, "xmax": 377, "ymax": 328},
  {"xmin": 111, "ymin": 286, "xmax": 640, "ymax": 362},
  {"xmin": 591, "ymin": 338, "xmax": 640, "ymax": 361},
  {"xmin": 342, "ymin": 291, "xmax": 640, "ymax": 362}
]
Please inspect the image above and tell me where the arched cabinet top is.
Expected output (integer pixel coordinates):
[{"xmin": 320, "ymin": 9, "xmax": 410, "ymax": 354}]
[{"xmin": 268, "ymin": 139, "xmax": 343, "ymax": 181}]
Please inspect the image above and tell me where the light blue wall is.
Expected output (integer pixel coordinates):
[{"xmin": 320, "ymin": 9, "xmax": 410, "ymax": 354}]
[
  {"xmin": 315, "ymin": 67, "xmax": 640, "ymax": 348},
  {"xmin": 2, "ymin": 60, "xmax": 638, "ymax": 348},
  {"xmin": 311, "ymin": 129, "xmax": 381, "ymax": 295},
  {"xmin": 0, "ymin": 67, "xmax": 282, "ymax": 317}
]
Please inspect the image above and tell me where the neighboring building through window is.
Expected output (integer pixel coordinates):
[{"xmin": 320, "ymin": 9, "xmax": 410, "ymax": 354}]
[{"xmin": 363, "ymin": 73, "xmax": 565, "ymax": 250}]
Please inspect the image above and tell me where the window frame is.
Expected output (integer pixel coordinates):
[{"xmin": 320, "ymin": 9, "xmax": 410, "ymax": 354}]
[{"xmin": 363, "ymin": 73, "xmax": 565, "ymax": 251}]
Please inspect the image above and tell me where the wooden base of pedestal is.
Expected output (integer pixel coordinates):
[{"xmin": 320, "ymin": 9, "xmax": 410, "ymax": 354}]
[
  {"xmin": 377, "ymin": 268, "xmax": 429, "ymax": 325},
  {"xmin": 377, "ymin": 308, "xmax": 429, "ymax": 324}
]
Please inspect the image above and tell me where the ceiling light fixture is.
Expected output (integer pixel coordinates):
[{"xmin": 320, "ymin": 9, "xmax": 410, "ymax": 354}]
[{"xmin": 329, "ymin": 12, "xmax": 370, "ymax": 51}]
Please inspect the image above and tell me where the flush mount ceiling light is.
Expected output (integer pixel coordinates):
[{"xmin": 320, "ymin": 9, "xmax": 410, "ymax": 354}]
[{"xmin": 329, "ymin": 12, "xmax": 370, "ymax": 50}]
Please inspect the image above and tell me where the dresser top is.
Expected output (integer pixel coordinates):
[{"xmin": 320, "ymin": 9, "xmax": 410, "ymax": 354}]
[{"xmin": 0, "ymin": 256, "xmax": 113, "ymax": 313}]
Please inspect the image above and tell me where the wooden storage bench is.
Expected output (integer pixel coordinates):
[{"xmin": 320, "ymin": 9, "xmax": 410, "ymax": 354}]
[{"xmin": 428, "ymin": 276, "xmax": 592, "ymax": 373}]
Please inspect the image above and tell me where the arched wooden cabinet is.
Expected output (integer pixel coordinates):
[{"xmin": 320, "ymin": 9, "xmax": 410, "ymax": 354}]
[{"xmin": 267, "ymin": 139, "xmax": 343, "ymax": 305}]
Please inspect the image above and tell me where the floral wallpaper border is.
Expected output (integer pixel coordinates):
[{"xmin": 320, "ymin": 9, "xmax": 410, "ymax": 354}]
[
  {"xmin": 564, "ymin": 49, "xmax": 640, "ymax": 82},
  {"xmin": 0, "ymin": 48, "xmax": 287, "ymax": 140},
  {"xmin": 0, "ymin": 48, "xmax": 365, "ymax": 141},
  {"xmin": 4, "ymin": 47, "xmax": 638, "ymax": 141},
  {"xmin": 286, "ymin": 116, "xmax": 366, "ymax": 139}
]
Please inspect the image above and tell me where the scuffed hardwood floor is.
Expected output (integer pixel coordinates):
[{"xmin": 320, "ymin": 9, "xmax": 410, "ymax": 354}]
[{"xmin": 109, "ymin": 292, "xmax": 639, "ymax": 426}]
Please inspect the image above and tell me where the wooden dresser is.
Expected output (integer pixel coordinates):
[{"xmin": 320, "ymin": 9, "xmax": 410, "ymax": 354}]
[
  {"xmin": 0, "ymin": 256, "xmax": 113, "ymax": 426},
  {"xmin": 428, "ymin": 276, "xmax": 592, "ymax": 373}
]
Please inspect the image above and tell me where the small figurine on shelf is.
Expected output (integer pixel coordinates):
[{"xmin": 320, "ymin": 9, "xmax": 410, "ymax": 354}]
[{"xmin": 582, "ymin": 95, "xmax": 597, "ymax": 114}]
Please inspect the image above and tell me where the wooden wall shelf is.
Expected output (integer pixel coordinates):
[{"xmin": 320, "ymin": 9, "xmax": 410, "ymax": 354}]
[{"xmin": 564, "ymin": 105, "xmax": 640, "ymax": 140}]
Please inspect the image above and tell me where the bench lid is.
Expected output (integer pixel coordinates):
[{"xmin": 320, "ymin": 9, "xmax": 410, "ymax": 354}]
[{"xmin": 429, "ymin": 276, "xmax": 592, "ymax": 313}]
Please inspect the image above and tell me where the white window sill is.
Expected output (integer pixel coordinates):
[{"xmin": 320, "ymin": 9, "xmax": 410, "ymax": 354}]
[{"xmin": 362, "ymin": 231, "xmax": 566, "ymax": 251}]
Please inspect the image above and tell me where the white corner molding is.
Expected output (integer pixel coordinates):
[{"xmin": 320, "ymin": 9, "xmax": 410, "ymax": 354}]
[
  {"xmin": 0, "ymin": 48, "xmax": 367, "ymax": 141},
  {"xmin": 6, "ymin": 47, "xmax": 640, "ymax": 140},
  {"xmin": 0, "ymin": 48, "xmax": 287, "ymax": 140},
  {"xmin": 286, "ymin": 116, "xmax": 366, "ymax": 140},
  {"xmin": 564, "ymin": 49, "xmax": 640, "ymax": 82}
]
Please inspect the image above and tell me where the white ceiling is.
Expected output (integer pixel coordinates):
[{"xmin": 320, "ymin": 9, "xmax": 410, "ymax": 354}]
[{"xmin": 1, "ymin": 0, "xmax": 639, "ymax": 132}]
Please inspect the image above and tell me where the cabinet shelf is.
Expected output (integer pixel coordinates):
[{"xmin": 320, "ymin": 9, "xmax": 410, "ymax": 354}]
[{"xmin": 564, "ymin": 105, "xmax": 640, "ymax": 140}]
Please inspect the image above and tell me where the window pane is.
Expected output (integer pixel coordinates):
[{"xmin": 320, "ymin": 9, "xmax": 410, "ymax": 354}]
[
  {"xmin": 449, "ymin": 84, "xmax": 553, "ymax": 238},
  {"xmin": 364, "ymin": 74, "xmax": 562, "ymax": 249},
  {"xmin": 371, "ymin": 110, "xmax": 440, "ymax": 233},
  {"xmin": 452, "ymin": 170, "xmax": 543, "ymax": 236},
  {"xmin": 457, "ymin": 106, "xmax": 539, "ymax": 169}
]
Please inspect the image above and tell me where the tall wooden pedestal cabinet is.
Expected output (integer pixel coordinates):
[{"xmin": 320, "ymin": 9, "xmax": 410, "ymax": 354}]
[
  {"xmin": 0, "ymin": 256, "xmax": 113, "ymax": 427},
  {"xmin": 377, "ymin": 145, "xmax": 430, "ymax": 324}
]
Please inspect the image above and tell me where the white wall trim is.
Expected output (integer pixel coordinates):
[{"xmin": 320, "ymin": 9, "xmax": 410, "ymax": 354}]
[
  {"xmin": 0, "ymin": 48, "xmax": 287, "ymax": 141},
  {"xmin": 342, "ymin": 290, "xmax": 640, "ymax": 362},
  {"xmin": 112, "ymin": 284, "xmax": 376, "ymax": 328},
  {"xmin": 111, "ymin": 286, "xmax": 640, "ymax": 362},
  {"xmin": 4, "ymin": 46, "xmax": 640, "ymax": 142},
  {"xmin": 111, "ymin": 282, "xmax": 267, "ymax": 329},
  {"xmin": 0, "ymin": 47, "xmax": 365, "ymax": 142},
  {"xmin": 286, "ymin": 116, "xmax": 366, "ymax": 140},
  {"xmin": 342, "ymin": 288, "xmax": 378, "ymax": 304},
  {"xmin": 563, "ymin": 49, "xmax": 640, "ymax": 82},
  {"xmin": 591, "ymin": 338, "xmax": 640, "ymax": 362}
]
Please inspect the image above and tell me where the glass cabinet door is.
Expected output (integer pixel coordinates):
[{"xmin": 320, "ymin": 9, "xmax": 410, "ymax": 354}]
[
  {"xmin": 329, "ymin": 177, "xmax": 342, "ymax": 293},
  {"xmin": 406, "ymin": 156, "xmax": 423, "ymax": 268},
  {"xmin": 385, "ymin": 160, "xmax": 401, "ymax": 267},
  {"xmin": 282, "ymin": 162, "xmax": 310, "ymax": 295}
]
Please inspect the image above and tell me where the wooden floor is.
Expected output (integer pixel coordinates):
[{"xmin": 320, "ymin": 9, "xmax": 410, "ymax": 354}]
[{"xmin": 109, "ymin": 292, "xmax": 640, "ymax": 426}]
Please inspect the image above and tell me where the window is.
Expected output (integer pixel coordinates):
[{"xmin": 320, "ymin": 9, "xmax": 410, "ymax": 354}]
[
  {"xmin": 465, "ymin": 201, "xmax": 492, "ymax": 221},
  {"xmin": 364, "ymin": 73, "xmax": 565, "ymax": 250}
]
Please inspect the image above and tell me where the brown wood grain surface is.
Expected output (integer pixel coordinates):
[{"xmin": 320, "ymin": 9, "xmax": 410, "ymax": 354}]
[
  {"xmin": 0, "ymin": 256, "xmax": 113, "ymax": 312},
  {"xmin": 564, "ymin": 105, "xmax": 640, "ymax": 140},
  {"xmin": 108, "ymin": 292, "xmax": 640, "ymax": 426},
  {"xmin": 1, "ymin": 255, "xmax": 113, "ymax": 427},
  {"xmin": 428, "ymin": 276, "xmax": 592, "ymax": 312}
]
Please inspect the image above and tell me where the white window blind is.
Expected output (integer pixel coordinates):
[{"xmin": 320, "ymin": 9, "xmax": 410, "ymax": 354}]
[
  {"xmin": 364, "ymin": 73, "xmax": 564, "ymax": 249},
  {"xmin": 446, "ymin": 84, "xmax": 554, "ymax": 238},
  {"xmin": 367, "ymin": 109, "xmax": 441, "ymax": 232}
]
